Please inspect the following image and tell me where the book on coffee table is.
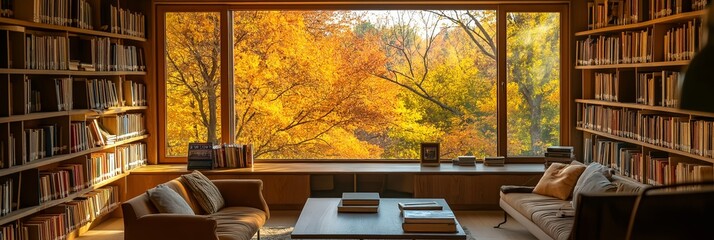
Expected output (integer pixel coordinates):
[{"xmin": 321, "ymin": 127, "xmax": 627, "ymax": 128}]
[
  {"xmin": 341, "ymin": 192, "xmax": 380, "ymax": 206},
  {"xmin": 337, "ymin": 200, "xmax": 379, "ymax": 213},
  {"xmin": 402, "ymin": 223, "xmax": 457, "ymax": 233},
  {"xmin": 402, "ymin": 210, "xmax": 456, "ymax": 224},
  {"xmin": 398, "ymin": 201, "xmax": 443, "ymax": 211}
]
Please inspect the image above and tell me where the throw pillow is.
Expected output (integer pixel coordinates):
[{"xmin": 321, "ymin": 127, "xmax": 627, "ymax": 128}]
[
  {"xmin": 571, "ymin": 170, "xmax": 617, "ymax": 209},
  {"xmin": 147, "ymin": 184, "xmax": 195, "ymax": 215},
  {"xmin": 180, "ymin": 170, "xmax": 225, "ymax": 214},
  {"xmin": 575, "ymin": 162, "xmax": 612, "ymax": 189},
  {"xmin": 533, "ymin": 162, "xmax": 586, "ymax": 200}
]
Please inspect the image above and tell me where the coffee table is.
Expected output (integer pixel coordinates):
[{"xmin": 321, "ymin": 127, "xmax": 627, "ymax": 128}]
[{"xmin": 291, "ymin": 198, "xmax": 467, "ymax": 239}]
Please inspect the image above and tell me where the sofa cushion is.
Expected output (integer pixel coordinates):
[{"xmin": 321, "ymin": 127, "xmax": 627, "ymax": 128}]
[
  {"xmin": 147, "ymin": 184, "xmax": 195, "ymax": 215},
  {"xmin": 532, "ymin": 209, "xmax": 574, "ymax": 240},
  {"xmin": 164, "ymin": 179, "xmax": 206, "ymax": 215},
  {"xmin": 181, "ymin": 170, "xmax": 225, "ymax": 214},
  {"xmin": 571, "ymin": 163, "xmax": 617, "ymax": 209},
  {"xmin": 211, "ymin": 207, "xmax": 268, "ymax": 240},
  {"xmin": 533, "ymin": 162, "xmax": 586, "ymax": 200}
]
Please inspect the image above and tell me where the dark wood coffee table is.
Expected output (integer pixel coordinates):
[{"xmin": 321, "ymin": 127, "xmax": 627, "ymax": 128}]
[{"xmin": 291, "ymin": 198, "xmax": 467, "ymax": 239}]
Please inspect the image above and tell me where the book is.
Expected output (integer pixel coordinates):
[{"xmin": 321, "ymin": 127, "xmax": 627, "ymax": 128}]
[
  {"xmin": 402, "ymin": 210, "xmax": 456, "ymax": 224},
  {"xmin": 341, "ymin": 192, "xmax": 379, "ymax": 206},
  {"xmin": 402, "ymin": 223, "xmax": 457, "ymax": 233},
  {"xmin": 546, "ymin": 146, "xmax": 574, "ymax": 153},
  {"xmin": 484, "ymin": 156, "xmax": 505, "ymax": 166},
  {"xmin": 398, "ymin": 201, "xmax": 443, "ymax": 211},
  {"xmin": 337, "ymin": 200, "xmax": 378, "ymax": 213}
]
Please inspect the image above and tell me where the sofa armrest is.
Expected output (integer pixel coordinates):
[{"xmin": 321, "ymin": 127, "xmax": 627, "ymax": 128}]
[
  {"xmin": 500, "ymin": 185, "xmax": 535, "ymax": 194},
  {"xmin": 212, "ymin": 179, "xmax": 270, "ymax": 218},
  {"xmin": 127, "ymin": 214, "xmax": 218, "ymax": 240}
]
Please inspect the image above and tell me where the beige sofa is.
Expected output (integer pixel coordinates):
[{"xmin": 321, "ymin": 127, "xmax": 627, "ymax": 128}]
[
  {"xmin": 122, "ymin": 178, "xmax": 270, "ymax": 240},
  {"xmin": 498, "ymin": 175, "xmax": 647, "ymax": 240}
]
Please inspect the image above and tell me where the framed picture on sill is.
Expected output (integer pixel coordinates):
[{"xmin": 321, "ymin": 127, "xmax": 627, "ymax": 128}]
[{"xmin": 420, "ymin": 142, "xmax": 440, "ymax": 167}]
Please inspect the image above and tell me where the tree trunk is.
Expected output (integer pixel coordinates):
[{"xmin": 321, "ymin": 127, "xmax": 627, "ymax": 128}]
[{"xmin": 207, "ymin": 90, "xmax": 218, "ymax": 144}]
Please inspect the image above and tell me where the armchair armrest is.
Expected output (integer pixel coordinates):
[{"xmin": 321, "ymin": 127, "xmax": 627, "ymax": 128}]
[
  {"xmin": 500, "ymin": 185, "xmax": 535, "ymax": 194},
  {"xmin": 212, "ymin": 179, "xmax": 270, "ymax": 218},
  {"xmin": 128, "ymin": 214, "xmax": 218, "ymax": 240}
]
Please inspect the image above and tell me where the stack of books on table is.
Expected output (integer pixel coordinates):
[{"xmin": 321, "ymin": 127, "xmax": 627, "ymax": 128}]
[
  {"xmin": 545, "ymin": 146, "xmax": 575, "ymax": 168},
  {"xmin": 338, "ymin": 192, "xmax": 379, "ymax": 213},
  {"xmin": 402, "ymin": 210, "xmax": 457, "ymax": 233},
  {"xmin": 452, "ymin": 155, "xmax": 476, "ymax": 166},
  {"xmin": 484, "ymin": 156, "xmax": 505, "ymax": 166},
  {"xmin": 398, "ymin": 201, "xmax": 444, "ymax": 212}
]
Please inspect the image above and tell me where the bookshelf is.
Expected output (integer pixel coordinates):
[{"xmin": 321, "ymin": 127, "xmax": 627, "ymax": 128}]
[
  {"xmin": 0, "ymin": 0, "xmax": 150, "ymax": 239},
  {"xmin": 576, "ymin": 0, "xmax": 713, "ymax": 186}
]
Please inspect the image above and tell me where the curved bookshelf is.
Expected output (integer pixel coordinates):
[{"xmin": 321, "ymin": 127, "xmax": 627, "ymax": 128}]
[
  {"xmin": 0, "ymin": 171, "xmax": 130, "ymax": 226},
  {"xmin": 0, "ymin": 69, "xmax": 146, "ymax": 76},
  {"xmin": 575, "ymin": 99, "xmax": 714, "ymax": 118},
  {"xmin": 0, "ymin": 17, "xmax": 146, "ymax": 42},
  {"xmin": 578, "ymin": 127, "xmax": 714, "ymax": 164},
  {"xmin": 575, "ymin": 60, "xmax": 690, "ymax": 70},
  {"xmin": 0, "ymin": 134, "xmax": 148, "ymax": 178},
  {"xmin": 0, "ymin": 107, "xmax": 148, "ymax": 124},
  {"xmin": 575, "ymin": 10, "xmax": 706, "ymax": 36}
]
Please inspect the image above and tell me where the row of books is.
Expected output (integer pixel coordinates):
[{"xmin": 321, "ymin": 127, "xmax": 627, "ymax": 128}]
[
  {"xmin": 17, "ymin": 0, "xmax": 95, "ymax": 29},
  {"xmin": 584, "ymin": 137, "xmax": 713, "ymax": 184},
  {"xmin": 0, "ymin": 186, "xmax": 120, "ymax": 240},
  {"xmin": 0, "ymin": 0, "xmax": 12, "ymax": 17},
  {"xmin": 0, "ymin": 135, "xmax": 16, "ymax": 168},
  {"xmin": 106, "ymin": 4, "xmax": 146, "ymax": 38},
  {"xmin": 576, "ymin": 30, "xmax": 653, "ymax": 66},
  {"xmin": 24, "ymin": 124, "xmax": 63, "ymax": 163},
  {"xmin": 69, "ymin": 119, "xmax": 104, "ymax": 153},
  {"xmin": 107, "ymin": 113, "xmax": 145, "ymax": 142},
  {"xmin": 664, "ymin": 18, "xmax": 704, "ymax": 62},
  {"xmin": 587, "ymin": 0, "xmax": 709, "ymax": 30},
  {"xmin": 213, "ymin": 143, "xmax": 254, "ymax": 169},
  {"xmin": 588, "ymin": 0, "xmax": 646, "ymax": 29},
  {"xmin": 579, "ymin": 104, "xmax": 714, "ymax": 158},
  {"xmin": 117, "ymin": 142, "xmax": 147, "ymax": 172},
  {"xmin": 39, "ymin": 166, "xmax": 80, "ymax": 203},
  {"xmin": 25, "ymin": 34, "xmax": 69, "ymax": 70},
  {"xmin": 69, "ymin": 37, "xmax": 145, "ymax": 72},
  {"xmin": 10, "ymin": 76, "xmax": 147, "ymax": 114},
  {"xmin": 0, "ymin": 178, "xmax": 14, "ymax": 217},
  {"xmin": 636, "ymin": 71, "xmax": 680, "ymax": 107},
  {"xmin": 594, "ymin": 72, "xmax": 620, "ymax": 102}
]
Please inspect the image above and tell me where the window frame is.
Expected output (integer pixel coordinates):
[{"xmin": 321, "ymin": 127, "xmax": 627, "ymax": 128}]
[{"xmin": 156, "ymin": 2, "xmax": 570, "ymax": 164}]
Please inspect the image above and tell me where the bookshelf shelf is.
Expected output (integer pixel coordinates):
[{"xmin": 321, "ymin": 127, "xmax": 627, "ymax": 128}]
[
  {"xmin": 0, "ymin": 17, "xmax": 147, "ymax": 42},
  {"xmin": 575, "ymin": 60, "xmax": 690, "ymax": 69},
  {"xmin": 0, "ymin": 171, "xmax": 129, "ymax": 226},
  {"xmin": 575, "ymin": 10, "xmax": 706, "ymax": 36},
  {"xmin": 575, "ymin": 99, "xmax": 714, "ymax": 118},
  {"xmin": 0, "ymin": 134, "xmax": 148, "ymax": 178},
  {"xmin": 578, "ymin": 127, "xmax": 714, "ymax": 164},
  {"xmin": 0, "ymin": 69, "xmax": 146, "ymax": 76},
  {"xmin": 0, "ymin": 107, "xmax": 149, "ymax": 124}
]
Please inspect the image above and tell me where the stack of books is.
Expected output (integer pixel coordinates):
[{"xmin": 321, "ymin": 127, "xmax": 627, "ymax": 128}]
[
  {"xmin": 452, "ymin": 155, "xmax": 476, "ymax": 166},
  {"xmin": 545, "ymin": 146, "xmax": 575, "ymax": 168},
  {"xmin": 484, "ymin": 156, "xmax": 505, "ymax": 166},
  {"xmin": 398, "ymin": 201, "xmax": 443, "ymax": 212},
  {"xmin": 338, "ymin": 192, "xmax": 379, "ymax": 213},
  {"xmin": 402, "ymin": 210, "xmax": 457, "ymax": 233}
]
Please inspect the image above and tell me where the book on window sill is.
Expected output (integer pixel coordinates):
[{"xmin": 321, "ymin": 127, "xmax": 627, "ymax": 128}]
[
  {"xmin": 402, "ymin": 210, "xmax": 456, "ymax": 224},
  {"xmin": 402, "ymin": 223, "xmax": 457, "ymax": 233},
  {"xmin": 338, "ymin": 200, "xmax": 379, "ymax": 213},
  {"xmin": 341, "ymin": 192, "xmax": 380, "ymax": 206},
  {"xmin": 398, "ymin": 201, "xmax": 443, "ymax": 211}
]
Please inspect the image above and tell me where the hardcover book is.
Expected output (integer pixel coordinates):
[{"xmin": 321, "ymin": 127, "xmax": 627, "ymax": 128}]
[
  {"xmin": 337, "ymin": 200, "xmax": 378, "ymax": 213},
  {"xmin": 398, "ymin": 201, "xmax": 443, "ymax": 211},
  {"xmin": 341, "ymin": 192, "xmax": 380, "ymax": 206},
  {"xmin": 402, "ymin": 210, "xmax": 456, "ymax": 224}
]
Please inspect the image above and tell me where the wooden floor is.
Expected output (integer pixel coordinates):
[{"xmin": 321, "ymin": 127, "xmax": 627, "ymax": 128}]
[{"xmin": 76, "ymin": 211, "xmax": 536, "ymax": 240}]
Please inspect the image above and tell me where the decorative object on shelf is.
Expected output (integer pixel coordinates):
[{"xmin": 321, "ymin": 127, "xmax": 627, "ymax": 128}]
[
  {"xmin": 679, "ymin": 4, "xmax": 714, "ymax": 113},
  {"xmin": 187, "ymin": 142, "xmax": 214, "ymax": 170},
  {"xmin": 420, "ymin": 142, "xmax": 440, "ymax": 167}
]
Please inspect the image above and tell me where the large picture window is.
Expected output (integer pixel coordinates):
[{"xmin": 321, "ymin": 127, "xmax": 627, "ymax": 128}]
[{"xmin": 158, "ymin": 4, "xmax": 568, "ymax": 162}]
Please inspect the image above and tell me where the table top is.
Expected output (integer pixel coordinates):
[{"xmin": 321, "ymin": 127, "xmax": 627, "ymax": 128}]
[{"xmin": 291, "ymin": 198, "xmax": 467, "ymax": 239}]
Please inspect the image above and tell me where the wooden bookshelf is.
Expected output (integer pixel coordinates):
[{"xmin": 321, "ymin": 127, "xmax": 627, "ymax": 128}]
[
  {"xmin": 0, "ymin": 0, "xmax": 151, "ymax": 238},
  {"xmin": 576, "ymin": 0, "xmax": 713, "ymax": 185}
]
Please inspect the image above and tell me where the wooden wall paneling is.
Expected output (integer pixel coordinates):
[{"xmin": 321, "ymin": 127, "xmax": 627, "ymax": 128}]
[
  {"xmin": 571, "ymin": 0, "xmax": 587, "ymax": 161},
  {"xmin": 210, "ymin": 174, "xmax": 310, "ymax": 209},
  {"xmin": 414, "ymin": 173, "xmax": 542, "ymax": 210},
  {"xmin": 126, "ymin": 173, "xmax": 181, "ymax": 199}
]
